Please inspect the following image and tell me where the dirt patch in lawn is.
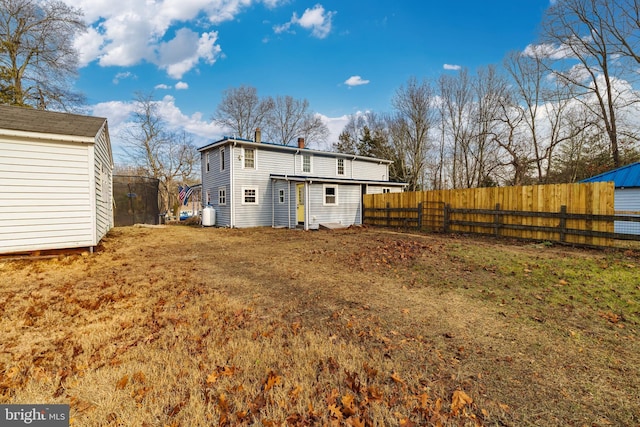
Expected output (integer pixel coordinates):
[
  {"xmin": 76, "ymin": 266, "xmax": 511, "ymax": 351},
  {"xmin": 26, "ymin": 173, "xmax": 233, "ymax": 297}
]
[{"xmin": 1, "ymin": 225, "xmax": 638, "ymax": 426}]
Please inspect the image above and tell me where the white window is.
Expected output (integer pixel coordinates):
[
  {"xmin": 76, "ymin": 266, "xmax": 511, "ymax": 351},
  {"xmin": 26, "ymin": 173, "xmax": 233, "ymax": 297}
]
[
  {"xmin": 337, "ymin": 158, "xmax": 345, "ymax": 176},
  {"xmin": 383, "ymin": 188, "xmax": 391, "ymax": 194},
  {"xmin": 278, "ymin": 189, "xmax": 285, "ymax": 204},
  {"xmin": 220, "ymin": 147, "xmax": 225, "ymax": 171},
  {"xmin": 242, "ymin": 187, "xmax": 258, "ymax": 205},
  {"xmin": 324, "ymin": 185, "xmax": 338, "ymax": 206},
  {"xmin": 244, "ymin": 148, "xmax": 255, "ymax": 169},
  {"xmin": 206, "ymin": 190, "xmax": 211, "ymax": 205},
  {"xmin": 218, "ymin": 187, "xmax": 226, "ymax": 205},
  {"xmin": 206, "ymin": 152, "xmax": 210, "ymax": 172},
  {"xmin": 302, "ymin": 154, "xmax": 311, "ymax": 173}
]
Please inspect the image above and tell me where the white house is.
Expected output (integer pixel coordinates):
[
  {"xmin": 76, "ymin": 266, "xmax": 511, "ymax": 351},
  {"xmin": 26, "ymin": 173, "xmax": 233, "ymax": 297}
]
[
  {"xmin": 0, "ymin": 105, "xmax": 114, "ymax": 254},
  {"xmin": 582, "ymin": 162, "xmax": 640, "ymax": 235},
  {"xmin": 198, "ymin": 132, "xmax": 405, "ymax": 230}
]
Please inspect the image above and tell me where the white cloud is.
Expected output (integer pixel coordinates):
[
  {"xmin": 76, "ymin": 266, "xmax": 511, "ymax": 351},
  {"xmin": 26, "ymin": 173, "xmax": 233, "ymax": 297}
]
[
  {"xmin": 63, "ymin": 0, "xmax": 276, "ymax": 77},
  {"xmin": 443, "ymin": 64, "xmax": 462, "ymax": 71},
  {"xmin": 523, "ymin": 43, "xmax": 574, "ymax": 60},
  {"xmin": 89, "ymin": 95, "xmax": 224, "ymax": 162},
  {"xmin": 112, "ymin": 72, "xmax": 135, "ymax": 84},
  {"xmin": 316, "ymin": 113, "xmax": 349, "ymax": 151},
  {"xmin": 157, "ymin": 29, "xmax": 222, "ymax": 79},
  {"xmin": 175, "ymin": 81, "xmax": 189, "ymax": 90},
  {"xmin": 344, "ymin": 76, "xmax": 370, "ymax": 87},
  {"xmin": 155, "ymin": 84, "xmax": 172, "ymax": 90},
  {"xmin": 275, "ymin": 4, "xmax": 336, "ymax": 39}
]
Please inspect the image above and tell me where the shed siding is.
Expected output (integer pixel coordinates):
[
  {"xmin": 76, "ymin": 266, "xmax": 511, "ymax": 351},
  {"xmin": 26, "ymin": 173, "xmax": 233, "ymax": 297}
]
[
  {"xmin": 615, "ymin": 188, "xmax": 640, "ymax": 235},
  {"xmin": 0, "ymin": 137, "xmax": 94, "ymax": 253},
  {"xmin": 94, "ymin": 129, "xmax": 113, "ymax": 242}
]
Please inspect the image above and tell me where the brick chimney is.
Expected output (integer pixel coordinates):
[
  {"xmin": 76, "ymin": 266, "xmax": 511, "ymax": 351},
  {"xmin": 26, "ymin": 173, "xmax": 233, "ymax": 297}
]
[
  {"xmin": 297, "ymin": 137, "xmax": 305, "ymax": 149},
  {"xmin": 255, "ymin": 128, "xmax": 261, "ymax": 143}
]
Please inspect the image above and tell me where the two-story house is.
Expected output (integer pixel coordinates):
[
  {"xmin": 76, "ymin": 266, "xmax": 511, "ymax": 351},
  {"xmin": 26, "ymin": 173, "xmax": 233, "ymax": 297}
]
[{"xmin": 198, "ymin": 131, "xmax": 405, "ymax": 229}]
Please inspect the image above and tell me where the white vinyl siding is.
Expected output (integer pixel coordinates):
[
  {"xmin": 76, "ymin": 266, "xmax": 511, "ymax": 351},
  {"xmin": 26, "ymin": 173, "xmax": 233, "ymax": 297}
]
[
  {"xmin": 615, "ymin": 188, "xmax": 640, "ymax": 234},
  {"xmin": 0, "ymin": 138, "xmax": 94, "ymax": 253},
  {"xmin": 93, "ymin": 129, "xmax": 113, "ymax": 242}
]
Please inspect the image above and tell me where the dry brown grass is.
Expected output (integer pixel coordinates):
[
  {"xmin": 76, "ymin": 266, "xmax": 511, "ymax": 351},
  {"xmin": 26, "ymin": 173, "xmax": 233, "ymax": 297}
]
[{"xmin": 1, "ymin": 225, "xmax": 639, "ymax": 426}]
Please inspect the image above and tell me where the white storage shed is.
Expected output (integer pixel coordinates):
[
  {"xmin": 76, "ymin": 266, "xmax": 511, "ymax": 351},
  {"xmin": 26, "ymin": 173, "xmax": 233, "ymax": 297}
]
[{"xmin": 0, "ymin": 105, "xmax": 114, "ymax": 254}]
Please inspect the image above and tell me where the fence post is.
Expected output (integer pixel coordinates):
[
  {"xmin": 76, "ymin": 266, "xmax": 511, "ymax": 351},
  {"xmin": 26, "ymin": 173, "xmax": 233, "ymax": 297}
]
[
  {"xmin": 386, "ymin": 202, "xmax": 390, "ymax": 227},
  {"xmin": 559, "ymin": 205, "xmax": 567, "ymax": 242},
  {"xmin": 443, "ymin": 204, "xmax": 450, "ymax": 233},
  {"xmin": 417, "ymin": 202, "xmax": 423, "ymax": 230},
  {"xmin": 494, "ymin": 203, "xmax": 501, "ymax": 237}
]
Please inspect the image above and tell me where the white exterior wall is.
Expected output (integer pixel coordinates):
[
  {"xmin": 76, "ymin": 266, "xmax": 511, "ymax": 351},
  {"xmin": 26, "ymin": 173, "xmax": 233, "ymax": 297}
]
[
  {"xmin": 94, "ymin": 129, "xmax": 113, "ymax": 242},
  {"xmin": 615, "ymin": 188, "xmax": 640, "ymax": 235},
  {"xmin": 0, "ymin": 136, "xmax": 94, "ymax": 254},
  {"xmin": 307, "ymin": 184, "xmax": 362, "ymax": 228},
  {"xmin": 201, "ymin": 146, "xmax": 231, "ymax": 226}
]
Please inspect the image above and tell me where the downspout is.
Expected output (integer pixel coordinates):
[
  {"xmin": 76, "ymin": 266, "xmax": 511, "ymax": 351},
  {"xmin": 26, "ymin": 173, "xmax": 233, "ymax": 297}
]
[
  {"xmin": 230, "ymin": 141, "xmax": 236, "ymax": 228},
  {"xmin": 288, "ymin": 180, "xmax": 291, "ymax": 229},
  {"xmin": 271, "ymin": 178, "xmax": 275, "ymax": 228},
  {"xmin": 304, "ymin": 181, "xmax": 310, "ymax": 231}
]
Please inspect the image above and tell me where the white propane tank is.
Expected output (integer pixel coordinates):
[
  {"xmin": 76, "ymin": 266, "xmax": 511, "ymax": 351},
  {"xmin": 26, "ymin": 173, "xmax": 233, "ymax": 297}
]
[{"xmin": 202, "ymin": 206, "xmax": 215, "ymax": 226}]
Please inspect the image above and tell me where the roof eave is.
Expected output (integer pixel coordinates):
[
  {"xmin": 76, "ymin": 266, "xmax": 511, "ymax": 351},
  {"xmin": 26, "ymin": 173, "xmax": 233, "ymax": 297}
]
[{"xmin": 0, "ymin": 128, "xmax": 96, "ymax": 144}]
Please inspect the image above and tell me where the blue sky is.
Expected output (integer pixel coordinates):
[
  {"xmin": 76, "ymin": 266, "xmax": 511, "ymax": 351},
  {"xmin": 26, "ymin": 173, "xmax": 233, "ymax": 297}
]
[{"xmin": 65, "ymin": 0, "xmax": 553, "ymax": 161}]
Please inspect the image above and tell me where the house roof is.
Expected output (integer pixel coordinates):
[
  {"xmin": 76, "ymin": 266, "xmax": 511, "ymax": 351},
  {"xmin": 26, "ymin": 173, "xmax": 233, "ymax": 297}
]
[
  {"xmin": 198, "ymin": 136, "xmax": 394, "ymax": 165},
  {"xmin": 581, "ymin": 162, "xmax": 640, "ymax": 188},
  {"xmin": 270, "ymin": 174, "xmax": 407, "ymax": 186},
  {"xmin": 0, "ymin": 104, "xmax": 107, "ymax": 139}
]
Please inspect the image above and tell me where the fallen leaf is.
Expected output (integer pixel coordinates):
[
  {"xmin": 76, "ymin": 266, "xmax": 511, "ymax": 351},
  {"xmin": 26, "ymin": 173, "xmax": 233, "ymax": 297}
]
[
  {"xmin": 451, "ymin": 390, "xmax": 473, "ymax": 415},
  {"xmin": 116, "ymin": 375, "xmax": 128, "ymax": 390},
  {"xmin": 264, "ymin": 371, "xmax": 282, "ymax": 391},
  {"xmin": 328, "ymin": 404, "xmax": 343, "ymax": 420}
]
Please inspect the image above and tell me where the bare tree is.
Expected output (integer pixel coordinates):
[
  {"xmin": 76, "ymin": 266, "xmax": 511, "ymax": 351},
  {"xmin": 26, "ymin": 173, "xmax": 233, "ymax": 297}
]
[
  {"xmin": 541, "ymin": 0, "xmax": 639, "ymax": 168},
  {"xmin": 212, "ymin": 85, "xmax": 273, "ymax": 139},
  {"xmin": 264, "ymin": 95, "xmax": 328, "ymax": 147},
  {"xmin": 123, "ymin": 92, "xmax": 199, "ymax": 213},
  {"xmin": 438, "ymin": 69, "xmax": 475, "ymax": 189},
  {"xmin": 390, "ymin": 77, "xmax": 436, "ymax": 191},
  {"xmin": 0, "ymin": 0, "xmax": 85, "ymax": 109}
]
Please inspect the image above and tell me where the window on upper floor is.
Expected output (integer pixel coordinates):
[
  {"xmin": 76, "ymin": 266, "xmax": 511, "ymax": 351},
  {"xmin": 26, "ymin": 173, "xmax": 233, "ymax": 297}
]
[
  {"xmin": 302, "ymin": 154, "xmax": 311, "ymax": 173},
  {"xmin": 337, "ymin": 158, "xmax": 345, "ymax": 176},
  {"xmin": 244, "ymin": 148, "xmax": 255, "ymax": 169},
  {"xmin": 220, "ymin": 147, "xmax": 225, "ymax": 171},
  {"xmin": 206, "ymin": 152, "xmax": 210, "ymax": 172}
]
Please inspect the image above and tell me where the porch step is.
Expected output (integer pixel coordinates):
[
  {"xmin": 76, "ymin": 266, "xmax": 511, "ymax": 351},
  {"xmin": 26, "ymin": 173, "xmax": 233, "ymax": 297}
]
[{"xmin": 319, "ymin": 222, "xmax": 348, "ymax": 230}]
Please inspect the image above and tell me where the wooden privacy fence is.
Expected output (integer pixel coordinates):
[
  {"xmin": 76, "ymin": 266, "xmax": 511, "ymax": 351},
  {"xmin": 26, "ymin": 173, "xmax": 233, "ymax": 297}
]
[{"xmin": 363, "ymin": 182, "xmax": 640, "ymax": 247}]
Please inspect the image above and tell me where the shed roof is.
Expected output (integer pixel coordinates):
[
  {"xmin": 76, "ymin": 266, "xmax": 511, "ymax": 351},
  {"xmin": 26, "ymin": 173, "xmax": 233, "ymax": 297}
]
[
  {"xmin": 581, "ymin": 162, "xmax": 640, "ymax": 188},
  {"xmin": 0, "ymin": 104, "xmax": 106, "ymax": 138}
]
